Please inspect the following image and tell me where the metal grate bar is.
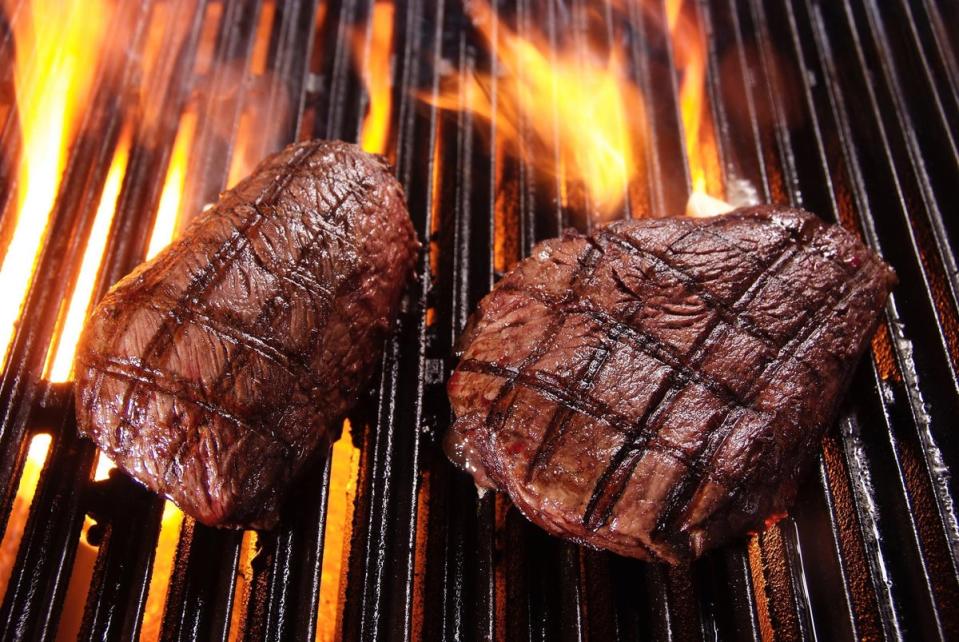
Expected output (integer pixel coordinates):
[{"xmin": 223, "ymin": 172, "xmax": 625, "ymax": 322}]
[
  {"xmin": 179, "ymin": 0, "xmax": 264, "ymax": 220},
  {"xmin": 813, "ymin": 0, "xmax": 959, "ymax": 594},
  {"xmin": 752, "ymin": 0, "xmax": 959, "ymax": 633},
  {"xmin": 857, "ymin": 0, "xmax": 959, "ymax": 351},
  {"xmin": 0, "ymin": 0, "xmax": 147, "ymax": 535},
  {"xmin": 0, "ymin": 1, "xmax": 958, "ymax": 639},
  {"xmin": 239, "ymin": 457, "xmax": 331, "ymax": 641},
  {"xmin": 700, "ymin": 1, "xmax": 846, "ymax": 639},
  {"xmin": 224, "ymin": 3, "xmax": 328, "ymax": 639},
  {"xmin": 340, "ymin": 0, "xmax": 446, "ymax": 637},
  {"xmin": 0, "ymin": 2, "xmax": 156, "ymax": 636}
]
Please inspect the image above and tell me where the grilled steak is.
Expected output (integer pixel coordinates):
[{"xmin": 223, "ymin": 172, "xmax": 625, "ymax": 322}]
[
  {"xmin": 76, "ymin": 140, "xmax": 418, "ymax": 529},
  {"xmin": 446, "ymin": 206, "xmax": 895, "ymax": 563}
]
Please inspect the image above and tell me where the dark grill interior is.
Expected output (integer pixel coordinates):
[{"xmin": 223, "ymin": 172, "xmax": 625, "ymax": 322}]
[{"xmin": 0, "ymin": 0, "xmax": 957, "ymax": 639}]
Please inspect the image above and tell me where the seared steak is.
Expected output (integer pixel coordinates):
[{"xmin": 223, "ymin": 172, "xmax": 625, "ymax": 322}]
[
  {"xmin": 446, "ymin": 206, "xmax": 895, "ymax": 563},
  {"xmin": 76, "ymin": 140, "xmax": 418, "ymax": 528}
]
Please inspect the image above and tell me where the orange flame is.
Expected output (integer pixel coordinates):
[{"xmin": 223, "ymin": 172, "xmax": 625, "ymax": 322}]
[
  {"xmin": 140, "ymin": 501, "xmax": 185, "ymax": 641},
  {"xmin": 357, "ymin": 1, "xmax": 396, "ymax": 155},
  {"xmin": 425, "ymin": 1, "xmax": 642, "ymax": 219},
  {"xmin": 316, "ymin": 420, "xmax": 361, "ymax": 642},
  {"xmin": 666, "ymin": 0, "xmax": 727, "ymax": 213},
  {"xmin": 148, "ymin": 111, "xmax": 197, "ymax": 259},
  {"xmin": 0, "ymin": 0, "xmax": 111, "ymax": 367},
  {"xmin": 45, "ymin": 128, "xmax": 131, "ymax": 382}
]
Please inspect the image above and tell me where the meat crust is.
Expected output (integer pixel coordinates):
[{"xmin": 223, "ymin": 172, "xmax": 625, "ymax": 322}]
[
  {"xmin": 446, "ymin": 206, "xmax": 895, "ymax": 563},
  {"xmin": 75, "ymin": 140, "xmax": 418, "ymax": 528}
]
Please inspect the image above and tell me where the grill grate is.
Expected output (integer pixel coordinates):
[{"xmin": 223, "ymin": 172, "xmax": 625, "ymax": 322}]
[{"xmin": 0, "ymin": 0, "xmax": 956, "ymax": 640}]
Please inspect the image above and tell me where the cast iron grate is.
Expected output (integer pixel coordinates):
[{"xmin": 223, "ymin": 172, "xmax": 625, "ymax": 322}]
[{"xmin": 0, "ymin": 0, "xmax": 955, "ymax": 640}]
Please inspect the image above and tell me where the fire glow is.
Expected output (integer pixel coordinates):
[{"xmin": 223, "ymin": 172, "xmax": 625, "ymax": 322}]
[
  {"xmin": 45, "ymin": 128, "xmax": 131, "ymax": 382},
  {"xmin": 3, "ymin": 0, "xmax": 732, "ymax": 634},
  {"xmin": 667, "ymin": 0, "xmax": 731, "ymax": 216},
  {"xmin": 357, "ymin": 1, "xmax": 396, "ymax": 155},
  {"xmin": 148, "ymin": 110, "xmax": 197, "ymax": 260},
  {"xmin": 0, "ymin": 0, "xmax": 111, "ymax": 368},
  {"xmin": 425, "ymin": 1, "xmax": 728, "ymax": 219},
  {"xmin": 426, "ymin": 1, "xmax": 641, "ymax": 219}
]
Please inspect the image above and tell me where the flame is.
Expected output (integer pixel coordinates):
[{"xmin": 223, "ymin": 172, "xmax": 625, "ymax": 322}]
[
  {"xmin": 667, "ymin": 0, "xmax": 724, "ymax": 206},
  {"xmin": 0, "ymin": 0, "xmax": 111, "ymax": 367},
  {"xmin": 148, "ymin": 111, "xmax": 197, "ymax": 259},
  {"xmin": 316, "ymin": 420, "xmax": 361, "ymax": 642},
  {"xmin": 93, "ymin": 452, "xmax": 116, "ymax": 482},
  {"xmin": 45, "ymin": 129, "xmax": 131, "ymax": 382},
  {"xmin": 425, "ymin": 1, "xmax": 641, "ymax": 219},
  {"xmin": 357, "ymin": 1, "xmax": 395, "ymax": 155},
  {"xmin": 141, "ymin": 501, "xmax": 185, "ymax": 640},
  {"xmin": 226, "ymin": 1, "xmax": 278, "ymax": 189}
]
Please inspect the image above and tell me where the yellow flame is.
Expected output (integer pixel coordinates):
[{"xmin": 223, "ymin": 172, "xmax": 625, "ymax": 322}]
[
  {"xmin": 425, "ymin": 1, "xmax": 640, "ymax": 218},
  {"xmin": 93, "ymin": 451, "xmax": 116, "ymax": 482},
  {"xmin": 667, "ymin": 0, "xmax": 717, "ymax": 200},
  {"xmin": 141, "ymin": 501, "xmax": 185, "ymax": 640},
  {"xmin": 0, "ymin": 0, "xmax": 111, "ymax": 368},
  {"xmin": 148, "ymin": 111, "xmax": 197, "ymax": 259},
  {"xmin": 45, "ymin": 130, "xmax": 131, "ymax": 382},
  {"xmin": 316, "ymin": 420, "xmax": 361, "ymax": 642},
  {"xmin": 357, "ymin": 1, "xmax": 395, "ymax": 155}
]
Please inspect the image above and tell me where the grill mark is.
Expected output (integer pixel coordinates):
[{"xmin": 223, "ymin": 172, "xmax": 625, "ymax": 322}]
[
  {"xmin": 599, "ymin": 227, "xmax": 793, "ymax": 350},
  {"xmin": 460, "ymin": 358, "xmax": 763, "ymax": 494},
  {"xmin": 204, "ymin": 188, "xmax": 359, "ymax": 404},
  {"xmin": 140, "ymin": 296, "xmax": 322, "ymax": 385},
  {"xmin": 509, "ymin": 293, "xmax": 745, "ymax": 405},
  {"xmin": 462, "ymin": 359, "xmax": 649, "ymax": 433},
  {"xmin": 114, "ymin": 143, "xmax": 323, "ymax": 439},
  {"xmin": 651, "ymin": 260, "xmax": 877, "ymax": 539},
  {"xmin": 477, "ymin": 243, "xmax": 604, "ymax": 486},
  {"xmin": 581, "ymin": 230, "xmax": 807, "ymax": 530},
  {"xmin": 525, "ymin": 324, "xmax": 624, "ymax": 483},
  {"xmin": 88, "ymin": 355, "xmax": 293, "ymax": 449}
]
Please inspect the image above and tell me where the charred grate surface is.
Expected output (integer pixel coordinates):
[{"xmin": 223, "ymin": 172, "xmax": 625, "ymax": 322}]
[{"xmin": 0, "ymin": 0, "xmax": 954, "ymax": 640}]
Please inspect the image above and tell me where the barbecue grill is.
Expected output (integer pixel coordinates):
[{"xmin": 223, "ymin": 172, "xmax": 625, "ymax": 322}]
[{"xmin": 0, "ymin": 0, "xmax": 956, "ymax": 639}]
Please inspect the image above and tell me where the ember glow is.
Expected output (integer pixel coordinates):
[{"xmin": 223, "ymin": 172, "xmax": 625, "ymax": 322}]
[
  {"xmin": 317, "ymin": 420, "xmax": 361, "ymax": 642},
  {"xmin": 426, "ymin": 1, "xmax": 642, "ymax": 219},
  {"xmin": 0, "ymin": 0, "xmax": 111, "ymax": 367}
]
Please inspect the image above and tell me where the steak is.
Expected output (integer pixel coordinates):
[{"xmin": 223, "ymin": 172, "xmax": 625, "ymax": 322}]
[
  {"xmin": 446, "ymin": 206, "xmax": 895, "ymax": 563},
  {"xmin": 75, "ymin": 140, "xmax": 419, "ymax": 529}
]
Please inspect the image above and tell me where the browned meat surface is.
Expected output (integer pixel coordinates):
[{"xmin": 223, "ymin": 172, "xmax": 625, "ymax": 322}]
[
  {"xmin": 75, "ymin": 140, "xmax": 418, "ymax": 529},
  {"xmin": 446, "ymin": 206, "xmax": 895, "ymax": 563}
]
